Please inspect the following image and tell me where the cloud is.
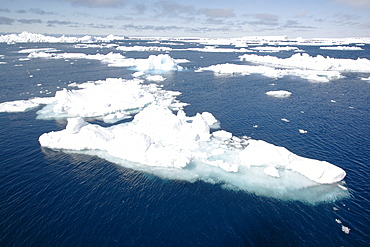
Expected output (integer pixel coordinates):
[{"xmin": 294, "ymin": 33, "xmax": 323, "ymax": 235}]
[
  {"xmin": 60, "ymin": 0, "xmax": 126, "ymax": 8},
  {"xmin": 119, "ymin": 23, "xmax": 231, "ymax": 34},
  {"xmin": 132, "ymin": 3, "xmax": 147, "ymax": 15},
  {"xmin": 47, "ymin": 20, "xmax": 78, "ymax": 27},
  {"xmin": 29, "ymin": 8, "xmax": 57, "ymax": 15},
  {"xmin": 198, "ymin": 8, "xmax": 235, "ymax": 18},
  {"xmin": 87, "ymin": 23, "xmax": 114, "ymax": 29},
  {"xmin": 336, "ymin": 0, "xmax": 370, "ymax": 9},
  {"xmin": 0, "ymin": 8, "xmax": 10, "ymax": 13},
  {"xmin": 0, "ymin": 16, "xmax": 15, "ymax": 25},
  {"xmin": 332, "ymin": 13, "xmax": 360, "ymax": 26},
  {"xmin": 17, "ymin": 19, "xmax": 43, "ymax": 24},
  {"xmin": 154, "ymin": 1, "xmax": 196, "ymax": 17},
  {"xmin": 16, "ymin": 10, "xmax": 27, "ymax": 14},
  {"xmin": 282, "ymin": 20, "xmax": 315, "ymax": 29},
  {"xmin": 359, "ymin": 22, "xmax": 370, "ymax": 28},
  {"xmin": 243, "ymin": 13, "xmax": 279, "ymax": 26}
]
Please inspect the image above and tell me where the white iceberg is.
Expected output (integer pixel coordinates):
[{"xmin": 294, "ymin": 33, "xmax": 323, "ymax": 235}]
[
  {"xmin": 0, "ymin": 78, "xmax": 187, "ymax": 123},
  {"xmin": 266, "ymin": 90, "xmax": 292, "ymax": 98},
  {"xmin": 26, "ymin": 51, "xmax": 183, "ymax": 72},
  {"xmin": 250, "ymin": 46, "xmax": 303, "ymax": 52},
  {"xmin": 320, "ymin": 46, "xmax": 363, "ymax": 51},
  {"xmin": 239, "ymin": 53, "xmax": 370, "ymax": 72},
  {"xmin": 18, "ymin": 48, "xmax": 59, "ymax": 53},
  {"xmin": 197, "ymin": 63, "xmax": 341, "ymax": 82},
  {"xmin": 145, "ymin": 75, "xmax": 166, "ymax": 82},
  {"xmin": 116, "ymin": 46, "xmax": 172, "ymax": 52},
  {"xmin": 39, "ymin": 104, "xmax": 346, "ymax": 186},
  {"xmin": 184, "ymin": 46, "xmax": 251, "ymax": 53},
  {"xmin": 0, "ymin": 31, "xmax": 126, "ymax": 44},
  {"xmin": 134, "ymin": 54, "xmax": 183, "ymax": 71}
]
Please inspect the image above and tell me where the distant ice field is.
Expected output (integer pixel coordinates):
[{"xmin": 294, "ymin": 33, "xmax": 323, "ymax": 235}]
[{"xmin": 0, "ymin": 36, "xmax": 369, "ymax": 246}]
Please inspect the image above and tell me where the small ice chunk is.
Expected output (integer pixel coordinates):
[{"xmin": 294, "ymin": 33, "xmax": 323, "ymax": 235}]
[
  {"xmin": 212, "ymin": 130, "xmax": 232, "ymax": 140},
  {"xmin": 281, "ymin": 118, "xmax": 290, "ymax": 122},
  {"xmin": 0, "ymin": 99, "xmax": 40, "ymax": 112},
  {"xmin": 266, "ymin": 90, "xmax": 292, "ymax": 98},
  {"xmin": 146, "ymin": 75, "xmax": 166, "ymax": 82},
  {"xmin": 341, "ymin": 225, "xmax": 350, "ymax": 234},
  {"xmin": 299, "ymin": 129, "xmax": 308, "ymax": 134},
  {"xmin": 335, "ymin": 219, "xmax": 342, "ymax": 224}
]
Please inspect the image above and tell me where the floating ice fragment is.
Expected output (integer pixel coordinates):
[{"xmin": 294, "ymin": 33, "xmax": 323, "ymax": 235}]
[
  {"xmin": 146, "ymin": 75, "xmax": 166, "ymax": 82},
  {"xmin": 197, "ymin": 63, "xmax": 340, "ymax": 82},
  {"xmin": 239, "ymin": 53, "xmax": 370, "ymax": 72},
  {"xmin": 0, "ymin": 99, "xmax": 40, "ymax": 112},
  {"xmin": 281, "ymin": 118, "xmax": 290, "ymax": 122},
  {"xmin": 39, "ymin": 104, "xmax": 346, "ymax": 185},
  {"xmin": 266, "ymin": 90, "xmax": 292, "ymax": 98},
  {"xmin": 299, "ymin": 129, "xmax": 308, "ymax": 134},
  {"xmin": 116, "ymin": 45, "xmax": 172, "ymax": 52},
  {"xmin": 212, "ymin": 130, "xmax": 233, "ymax": 140},
  {"xmin": 320, "ymin": 46, "xmax": 363, "ymax": 51},
  {"xmin": 134, "ymin": 54, "xmax": 183, "ymax": 71},
  {"xmin": 335, "ymin": 219, "xmax": 342, "ymax": 224},
  {"xmin": 341, "ymin": 225, "xmax": 350, "ymax": 234},
  {"xmin": 0, "ymin": 78, "xmax": 187, "ymax": 123}
]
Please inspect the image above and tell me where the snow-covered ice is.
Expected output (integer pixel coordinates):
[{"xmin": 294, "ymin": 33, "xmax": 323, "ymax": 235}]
[
  {"xmin": 145, "ymin": 75, "xmax": 166, "ymax": 82},
  {"xmin": 197, "ymin": 63, "xmax": 341, "ymax": 82},
  {"xmin": 250, "ymin": 46, "xmax": 303, "ymax": 52},
  {"xmin": 116, "ymin": 46, "xmax": 172, "ymax": 52},
  {"xmin": 265, "ymin": 90, "xmax": 292, "ymax": 98},
  {"xmin": 26, "ymin": 51, "xmax": 183, "ymax": 72},
  {"xmin": 39, "ymin": 104, "xmax": 346, "ymax": 186},
  {"xmin": 239, "ymin": 53, "xmax": 370, "ymax": 72},
  {"xmin": 0, "ymin": 31, "xmax": 126, "ymax": 44},
  {"xmin": 0, "ymin": 78, "xmax": 186, "ymax": 123},
  {"xmin": 18, "ymin": 48, "xmax": 59, "ymax": 53},
  {"xmin": 320, "ymin": 46, "xmax": 363, "ymax": 51}
]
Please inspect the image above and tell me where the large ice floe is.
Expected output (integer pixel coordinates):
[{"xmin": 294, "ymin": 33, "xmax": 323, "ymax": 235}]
[
  {"xmin": 198, "ymin": 52, "xmax": 370, "ymax": 82},
  {"xmin": 0, "ymin": 31, "xmax": 125, "ymax": 44},
  {"xmin": 0, "ymin": 78, "xmax": 186, "ymax": 123},
  {"xmin": 196, "ymin": 63, "xmax": 341, "ymax": 82},
  {"xmin": 26, "ymin": 50, "xmax": 184, "ymax": 72},
  {"xmin": 38, "ymin": 103, "xmax": 347, "ymax": 203},
  {"xmin": 239, "ymin": 53, "xmax": 370, "ymax": 72}
]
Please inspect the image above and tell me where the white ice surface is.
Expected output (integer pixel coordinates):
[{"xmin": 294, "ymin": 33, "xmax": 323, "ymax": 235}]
[
  {"xmin": 39, "ymin": 104, "xmax": 346, "ymax": 187},
  {"xmin": 184, "ymin": 46, "xmax": 251, "ymax": 53},
  {"xmin": 145, "ymin": 75, "xmax": 166, "ymax": 82},
  {"xmin": 27, "ymin": 51, "xmax": 183, "ymax": 72},
  {"xmin": 0, "ymin": 31, "xmax": 126, "ymax": 44},
  {"xmin": 197, "ymin": 63, "xmax": 341, "ymax": 82},
  {"xmin": 239, "ymin": 53, "xmax": 370, "ymax": 72},
  {"xmin": 320, "ymin": 46, "xmax": 363, "ymax": 51},
  {"xmin": 18, "ymin": 48, "xmax": 59, "ymax": 53},
  {"xmin": 250, "ymin": 46, "xmax": 303, "ymax": 52},
  {"xmin": 0, "ymin": 78, "xmax": 187, "ymax": 123},
  {"xmin": 116, "ymin": 46, "xmax": 172, "ymax": 52},
  {"xmin": 266, "ymin": 90, "xmax": 292, "ymax": 98}
]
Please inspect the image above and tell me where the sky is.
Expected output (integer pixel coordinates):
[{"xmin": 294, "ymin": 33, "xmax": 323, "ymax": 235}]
[{"xmin": 0, "ymin": 0, "xmax": 370, "ymax": 38}]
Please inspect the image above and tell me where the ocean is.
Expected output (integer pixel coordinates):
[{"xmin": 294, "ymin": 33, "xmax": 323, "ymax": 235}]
[{"xmin": 0, "ymin": 40, "xmax": 369, "ymax": 246}]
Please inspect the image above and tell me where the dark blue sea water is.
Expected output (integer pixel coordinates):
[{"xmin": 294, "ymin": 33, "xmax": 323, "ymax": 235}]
[{"xmin": 1, "ymin": 41, "xmax": 370, "ymax": 246}]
